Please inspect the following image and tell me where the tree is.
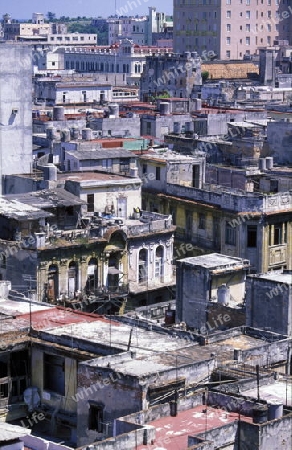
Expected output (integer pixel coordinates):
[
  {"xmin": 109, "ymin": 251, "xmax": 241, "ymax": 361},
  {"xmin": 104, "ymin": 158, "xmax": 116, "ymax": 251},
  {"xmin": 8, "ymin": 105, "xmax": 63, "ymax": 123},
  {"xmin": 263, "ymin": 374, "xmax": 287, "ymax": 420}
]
[
  {"xmin": 202, "ymin": 71, "xmax": 209, "ymax": 82},
  {"xmin": 46, "ymin": 12, "xmax": 56, "ymax": 22}
]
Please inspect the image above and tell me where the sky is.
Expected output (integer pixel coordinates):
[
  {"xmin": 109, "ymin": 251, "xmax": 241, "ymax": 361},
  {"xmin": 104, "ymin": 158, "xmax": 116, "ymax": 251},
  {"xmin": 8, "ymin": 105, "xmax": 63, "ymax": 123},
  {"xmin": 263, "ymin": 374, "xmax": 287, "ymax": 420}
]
[{"xmin": 1, "ymin": 0, "xmax": 173, "ymax": 20}]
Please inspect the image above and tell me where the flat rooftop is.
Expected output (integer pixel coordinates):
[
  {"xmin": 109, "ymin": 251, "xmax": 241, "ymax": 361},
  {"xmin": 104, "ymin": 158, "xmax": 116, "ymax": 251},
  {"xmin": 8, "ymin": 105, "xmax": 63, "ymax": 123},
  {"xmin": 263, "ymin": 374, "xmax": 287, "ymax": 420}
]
[
  {"xmin": 58, "ymin": 171, "xmax": 140, "ymax": 183},
  {"xmin": 242, "ymin": 379, "xmax": 292, "ymax": 407},
  {"xmin": 177, "ymin": 253, "xmax": 250, "ymax": 271},
  {"xmin": 42, "ymin": 321, "xmax": 274, "ymax": 375},
  {"xmin": 137, "ymin": 405, "xmax": 252, "ymax": 450},
  {"xmin": 0, "ymin": 298, "xmax": 52, "ymax": 317},
  {"xmin": 249, "ymin": 271, "xmax": 292, "ymax": 285}
]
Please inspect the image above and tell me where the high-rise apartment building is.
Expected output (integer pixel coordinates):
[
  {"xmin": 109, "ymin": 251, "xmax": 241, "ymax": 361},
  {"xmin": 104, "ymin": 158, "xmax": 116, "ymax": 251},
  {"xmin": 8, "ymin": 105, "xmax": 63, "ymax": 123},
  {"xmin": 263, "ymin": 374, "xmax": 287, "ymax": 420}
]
[
  {"xmin": 0, "ymin": 44, "xmax": 32, "ymax": 194},
  {"xmin": 173, "ymin": 0, "xmax": 281, "ymax": 60}
]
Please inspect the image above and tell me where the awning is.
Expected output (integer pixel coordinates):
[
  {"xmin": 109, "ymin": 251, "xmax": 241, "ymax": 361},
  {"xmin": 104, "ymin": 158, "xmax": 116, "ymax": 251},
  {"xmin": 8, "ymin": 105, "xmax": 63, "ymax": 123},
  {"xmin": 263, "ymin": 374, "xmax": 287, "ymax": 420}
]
[{"xmin": 108, "ymin": 267, "xmax": 123, "ymax": 275}]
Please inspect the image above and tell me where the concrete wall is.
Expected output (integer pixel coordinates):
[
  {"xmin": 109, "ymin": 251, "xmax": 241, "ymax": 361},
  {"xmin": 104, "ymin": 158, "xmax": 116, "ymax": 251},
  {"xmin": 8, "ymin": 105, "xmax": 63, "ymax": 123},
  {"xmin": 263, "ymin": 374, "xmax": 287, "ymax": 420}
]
[
  {"xmin": 0, "ymin": 45, "xmax": 33, "ymax": 194},
  {"xmin": 176, "ymin": 261, "xmax": 246, "ymax": 330},
  {"xmin": 267, "ymin": 121, "xmax": 292, "ymax": 164},
  {"xmin": 240, "ymin": 414, "xmax": 292, "ymax": 450},
  {"xmin": 246, "ymin": 276, "xmax": 292, "ymax": 336},
  {"xmin": 90, "ymin": 117, "xmax": 141, "ymax": 138}
]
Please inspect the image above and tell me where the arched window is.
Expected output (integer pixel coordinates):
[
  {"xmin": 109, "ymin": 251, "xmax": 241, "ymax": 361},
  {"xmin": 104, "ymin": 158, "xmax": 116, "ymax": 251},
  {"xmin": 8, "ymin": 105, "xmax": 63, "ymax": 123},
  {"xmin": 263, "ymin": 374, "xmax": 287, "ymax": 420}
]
[
  {"xmin": 138, "ymin": 249, "xmax": 148, "ymax": 283},
  {"xmin": 86, "ymin": 258, "xmax": 98, "ymax": 294},
  {"xmin": 68, "ymin": 261, "xmax": 78, "ymax": 298},
  {"xmin": 47, "ymin": 264, "xmax": 58, "ymax": 302},
  {"xmin": 155, "ymin": 246, "xmax": 164, "ymax": 280}
]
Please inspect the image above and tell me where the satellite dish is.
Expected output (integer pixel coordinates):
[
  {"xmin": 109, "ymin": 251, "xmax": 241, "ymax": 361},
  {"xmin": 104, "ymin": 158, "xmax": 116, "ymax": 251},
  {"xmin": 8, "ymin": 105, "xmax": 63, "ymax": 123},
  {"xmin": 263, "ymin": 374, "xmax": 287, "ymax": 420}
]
[{"xmin": 23, "ymin": 387, "xmax": 41, "ymax": 412}]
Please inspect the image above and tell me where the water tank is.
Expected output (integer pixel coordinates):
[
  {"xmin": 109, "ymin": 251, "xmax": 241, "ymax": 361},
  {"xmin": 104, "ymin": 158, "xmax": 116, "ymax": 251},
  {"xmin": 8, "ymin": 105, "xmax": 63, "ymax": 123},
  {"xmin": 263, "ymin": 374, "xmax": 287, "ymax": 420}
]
[
  {"xmin": 259, "ymin": 158, "xmax": 267, "ymax": 171},
  {"xmin": 173, "ymin": 122, "xmax": 181, "ymax": 134},
  {"xmin": 184, "ymin": 51, "xmax": 191, "ymax": 59},
  {"xmin": 160, "ymin": 102, "xmax": 171, "ymax": 115},
  {"xmin": 70, "ymin": 126, "xmax": 79, "ymax": 140},
  {"xmin": 191, "ymin": 52, "xmax": 198, "ymax": 58},
  {"xmin": 252, "ymin": 405, "xmax": 268, "ymax": 424},
  {"xmin": 108, "ymin": 103, "xmax": 119, "ymax": 118},
  {"xmin": 130, "ymin": 167, "xmax": 138, "ymax": 177},
  {"xmin": 61, "ymin": 128, "xmax": 70, "ymax": 142},
  {"xmin": 268, "ymin": 401, "xmax": 283, "ymax": 420},
  {"xmin": 193, "ymin": 98, "xmax": 202, "ymax": 111},
  {"xmin": 266, "ymin": 157, "xmax": 274, "ymax": 170},
  {"xmin": 82, "ymin": 128, "xmax": 93, "ymax": 141},
  {"xmin": 0, "ymin": 281, "xmax": 11, "ymax": 299},
  {"xmin": 53, "ymin": 106, "xmax": 65, "ymax": 121},
  {"xmin": 42, "ymin": 163, "xmax": 57, "ymax": 181},
  {"xmin": 217, "ymin": 284, "xmax": 230, "ymax": 305}
]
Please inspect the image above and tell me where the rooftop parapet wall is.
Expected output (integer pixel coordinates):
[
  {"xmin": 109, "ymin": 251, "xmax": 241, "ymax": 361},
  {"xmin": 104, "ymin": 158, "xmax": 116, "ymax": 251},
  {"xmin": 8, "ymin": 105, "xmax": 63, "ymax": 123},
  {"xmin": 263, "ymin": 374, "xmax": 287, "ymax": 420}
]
[{"xmin": 164, "ymin": 183, "xmax": 292, "ymax": 214}]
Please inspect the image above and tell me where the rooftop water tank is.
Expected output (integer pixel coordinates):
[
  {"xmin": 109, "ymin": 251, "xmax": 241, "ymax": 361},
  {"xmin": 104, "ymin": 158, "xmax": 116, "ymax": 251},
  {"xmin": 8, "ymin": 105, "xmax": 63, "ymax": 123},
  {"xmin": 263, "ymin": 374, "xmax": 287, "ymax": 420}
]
[
  {"xmin": 108, "ymin": 103, "xmax": 119, "ymax": 118},
  {"xmin": 160, "ymin": 102, "xmax": 171, "ymax": 115},
  {"xmin": 82, "ymin": 128, "xmax": 93, "ymax": 141},
  {"xmin": 53, "ymin": 106, "xmax": 65, "ymax": 121},
  {"xmin": 217, "ymin": 284, "xmax": 230, "ymax": 305},
  {"xmin": 252, "ymin": 405, "xmax": 268, "ymax": 424},
  {"xmin": 266, "ymin": 157, "xmax": 274, "ymax": 170},
  {"xmin": 61, "ymin": 128, "xmax": 70, "ymax": 142},
  {"xmin": 259, "ymin": 158, "xmax": 267, "ymax": 171},
  {"xmin": 71, "ymin": 126, "xmax": 79, "ymax": 140},
  {"xmin": 268, "ymin": 401, "xmax": 283, "ymax": 421},
  {"xmin": 42, "ymin": 163, "xmax": 57, "ymax": 181}
]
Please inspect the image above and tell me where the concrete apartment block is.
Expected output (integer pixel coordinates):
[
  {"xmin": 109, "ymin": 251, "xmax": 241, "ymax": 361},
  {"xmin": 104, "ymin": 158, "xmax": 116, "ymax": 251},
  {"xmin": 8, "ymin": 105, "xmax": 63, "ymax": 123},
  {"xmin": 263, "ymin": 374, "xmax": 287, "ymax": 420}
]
[
  {"xmin": 173, "ymin": 0, "xmax": 280, "ymax": 60},
  {"xmin": 0, "ymin": 44, "xmax": 33, "ymax": 194}
]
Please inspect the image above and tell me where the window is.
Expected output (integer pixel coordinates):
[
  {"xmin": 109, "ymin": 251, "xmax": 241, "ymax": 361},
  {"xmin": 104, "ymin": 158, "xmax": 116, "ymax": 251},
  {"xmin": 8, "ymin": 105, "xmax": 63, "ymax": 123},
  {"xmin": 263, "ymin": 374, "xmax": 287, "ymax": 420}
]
[
  {"xmin": 89, "ymin": 404, "xmax": 104, "ymax": 433},
  {"xmin": 226, "ymin": 0, "xmax": 231, "ymax": 4},
  {"xmin": 43, "ymin": 354, "xmax": 65, "ymax": 396},
  {"xmin": 246, "ymin": 24, "xmax": 250, "ymax": 32},
  {"xmin": 199, "ymin": 213, "xmax": 206, "ymax": 229},
  {"xmin": 226, "ymin": 50, "xmax": 231, "ymax": 58},
  {"xmin": 226, "ymin": 37, "xmax": 231, "ymax": 45},
  {"xmin": 227, "ymin": 24, "xmax": 231, "ymax": 32},
  {"xmin": 142, "ymin": 164, "xmax": 147, "ymax": 174},
  {"xmin": 247, "ymin": 225, "xmax": 257, "ymax": 247},
  {"xmin": 246, "ymin": 10, "xmax": 250, "ymax": 18},
  {"xmin": 226, "ymin": 10, "xmax": 231, "ymax": 18},
  {"xmin": 246, "ymin": 36, "xmax": 250, "ymax": 45},
  {"xmin": 87, "ymin": 194, "xmax": 94, "ymax": 213},
  {"xmin": 274, "ymin": 225, "xmax": 282, "ymax": 245},
  {"xmin": 156, "ymin": 166, "xmax": 161, "ymax": 180},
  {"xmin": 225, "ymin": 222, "xmax": 236, "ymax": 245},
  {"xmin": 155, "ymin": 246, "xmax": 164, "ymax": 279},
  {"xmin": 139, "ymin": 249, "xmax": 148, "ymax": 283}
]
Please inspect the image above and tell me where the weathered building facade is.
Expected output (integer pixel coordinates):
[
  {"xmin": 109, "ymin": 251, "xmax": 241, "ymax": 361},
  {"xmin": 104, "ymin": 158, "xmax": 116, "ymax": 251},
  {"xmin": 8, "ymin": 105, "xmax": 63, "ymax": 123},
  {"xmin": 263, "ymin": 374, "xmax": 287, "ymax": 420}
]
[{"xmin": 140, "ymin": 151, "xmax": 292, "ymax": 273}]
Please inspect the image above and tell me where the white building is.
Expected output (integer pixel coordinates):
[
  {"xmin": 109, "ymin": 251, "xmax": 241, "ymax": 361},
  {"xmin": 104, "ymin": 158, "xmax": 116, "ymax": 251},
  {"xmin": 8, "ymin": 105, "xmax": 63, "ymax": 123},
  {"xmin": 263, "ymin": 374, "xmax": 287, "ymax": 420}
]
[
  {"xmin": 63, "ymin": 39, "xmax": 172, "ymax": 84},
  {"xmin": 108, "ymin": 7, "xmax": 173, "ymax": 46},
  {"xmin": 0, "ymin": 44, "xmax": 33, "ymax": 195}
]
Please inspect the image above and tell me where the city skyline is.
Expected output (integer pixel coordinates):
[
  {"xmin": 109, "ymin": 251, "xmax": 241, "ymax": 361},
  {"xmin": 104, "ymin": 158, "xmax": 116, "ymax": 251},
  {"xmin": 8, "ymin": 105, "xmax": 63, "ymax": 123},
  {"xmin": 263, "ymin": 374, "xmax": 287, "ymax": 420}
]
[{"xmin": 0, "ymin": 0, "xmax": 173, "ymax": 20}]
